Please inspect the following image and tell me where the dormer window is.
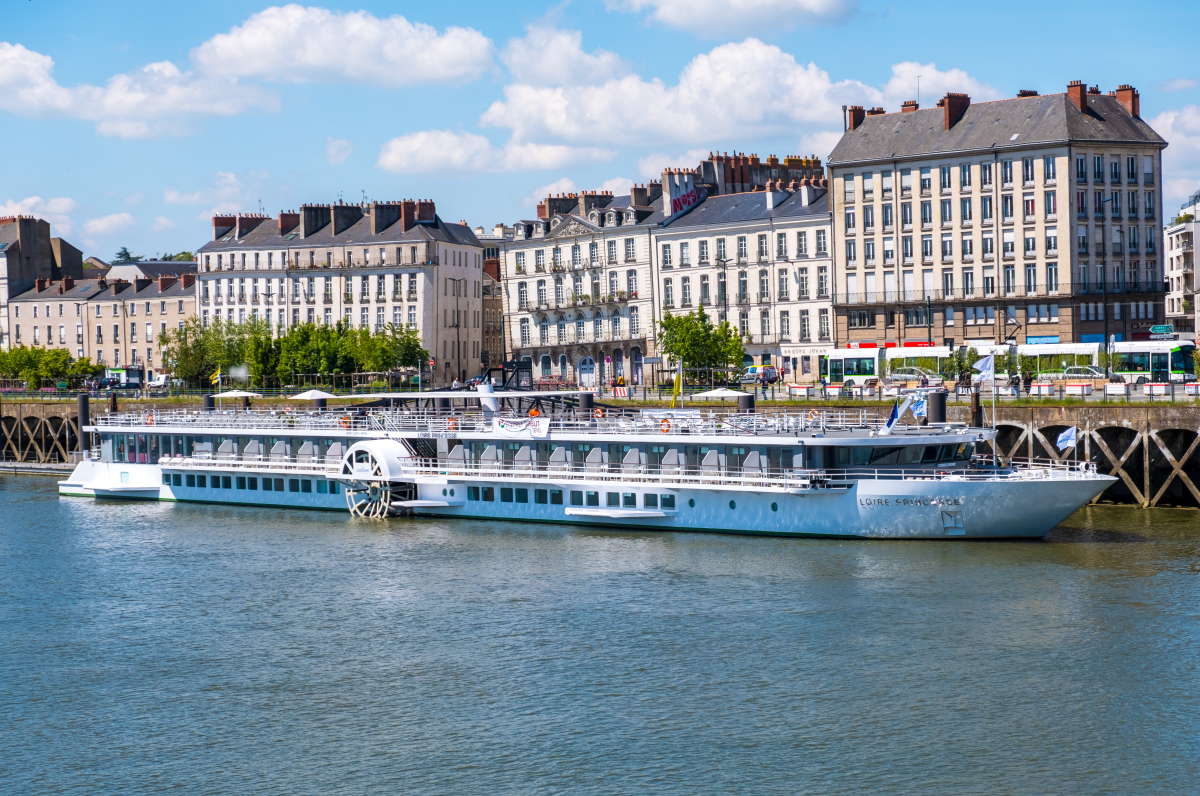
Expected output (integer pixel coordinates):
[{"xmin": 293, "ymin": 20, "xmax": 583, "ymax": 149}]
[
  {"xmin": 551, "ymin": 217, "xmax": 561, "ymax": 228},
  {"xmin": 608, "ymin": 212, "xmax": 617, "ymax": 225}
]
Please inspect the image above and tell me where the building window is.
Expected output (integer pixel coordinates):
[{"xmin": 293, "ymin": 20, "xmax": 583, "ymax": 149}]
[
  {"xmin": 780, "ymin": 311, "xmax": 790, "ymax": 339},
  {"xmin": 777, "ymin": 232, "xmax": 787, "ymax": 258},
  {"xmin": 681, "ymin": 276, "xmax": 691, "ymax": 306},
  {"xmin": 662, "ymin": 243, "xmax": 672, "ymax": 266},
  {"xmin": 799, "ymin": 309, "xmax": 810, "ymax": 341},
  {"xmin": 680, "ymin": 241, "xmax": 690, "ymax": 265},
  {"xmin": 737, "ymin": 236, "xmax": 748, "ymax": 262},
  {"xmin": 815, "ymin": 230, "xmax": 826, "ymax": 254},
  {"xmin": 818, "ymin": 308, "xmax": 830, "ymax": 340},
  {"xmin": 845, "ymin": 240, "xmax": 857, "ymax": 263},
  {"xmin": 960, "ymin": 164, "xmax": 971, "ymax": 189},
  {"xmin": 663, "ymin": 278, "xmax": 674, "ymax": 307},
  {"xmin": 625, "ymin": 239, "xmax": 635, "ymax": 261}
]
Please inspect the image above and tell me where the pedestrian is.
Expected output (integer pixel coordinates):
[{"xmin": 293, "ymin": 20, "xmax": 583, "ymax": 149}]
[{"xmin": 452, "ymin": 376, "xmax": 461, "ymax": 390}]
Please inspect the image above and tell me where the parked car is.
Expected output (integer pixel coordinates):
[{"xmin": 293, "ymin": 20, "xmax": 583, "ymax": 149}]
[
  {"xmin": 1038, "ymin": 365, "xmax": 1106, "ymax": 381},
  {"xmin": 887, "ymin": 366, "xmax": 944, "ymax": 386},
  {"xmin": 738, "ymin": 366, "xmax": 779, "ymax": 385}
]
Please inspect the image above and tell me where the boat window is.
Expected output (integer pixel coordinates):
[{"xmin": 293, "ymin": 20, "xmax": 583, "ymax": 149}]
[
  {"xmin": 868, "ymin": 447, "xmax": 903, "ymax": 465},
  {"xmin": 197, "ymin": 475, "xmax": 206, "ymax": 488},
  {"xmin": 900, "ymin": 446, "xmax": 924, "ymax": 464},
  {"xmin": 482, "ymin": 487, "xmax": 494, "ymax": 501},
  {"xmin": 468, "ymin": 486, "xmax": 480, "ymax": 500},
  {"xmin": 573, "ymin": 443, "xmax": 594, "ymax": 462},
  {"xmin": 609, "ymin": 444, "xmax": 634, "ymax": 471},
  {"xmin": 725, "ymin": 446, "xmax": 749, "ymax": 471},
  {"xmin": 955, "ymin": 442, "xmax": 975, "ymax": 460},
  {"xmin": 607, "ymin": 492, "xmax": 620, "ymax": 507},
  {"xmin": 623, "ymin": 493, "xmax": 636, "ymax": 508},
  {"xmin": 550, "ymin": 489, "xmax": 563, "ymax": 505},
  {"xmin": 236, "ymin": 476, "xmax": 246, "ymax": 489},
  {"xmin": 186, "ymin": 474, "xmax": 196, "ymax": 487},
  {"xmin": 644, "ymin": 494, "xmax": 659, "ymax": 508},
  {"xmin": 289, "ymin": 479, "xmax": 300, "ymax": 492},
  {"xmin": 535, "ymin": 489, "xmax": 548, "ymax": 504},
  {"xmin": 301, "ymin": 480, "xmax": 311, "ymax": 493},
  {"xmin": 224, "ymin": 476, "xmax": 233, "ymax": 489},
  {"xmin": 317, "ymin": 481, "xmax": 326, "ymax": 494},
  {"xmin": 501, "ymin": 487, "xmax": 514, "ymax": 502},
  {"xmin": 647, "ymin": 444, "xmax": 669, "ymax": 469},
  {"xmin": 586, "ymin": 491, "xmax": 600, "ymax": 507},
  {"xmin": 684, "ymin": 445, "xmax": 712, "ymax": 469},
  {"xmin": 163, "ymin": 473, "xmax": 171, "ymax": 486},
  {"xmin": 661, "ymin": 494, "xmax": 676, "ymax": 510},
  {"xmin": 515, "ymin": 488, "xmax": 529, "ymax": 503},
  {"xmin": 571, "ymin": 490, "xmax": 583, "ymax": 506},
  {"xmin": 173, "ymin": 474, "xmax": 182, "ymax": 487},
  {"xmin": 767, "ymin": 447, "xmax": 794, "ymax": 472}
]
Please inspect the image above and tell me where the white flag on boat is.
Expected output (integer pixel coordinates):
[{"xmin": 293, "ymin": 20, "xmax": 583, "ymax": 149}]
[
  {"xmin": 912, "ymin": 396, "xmax": 927, "ymax": 417},
  {"xmin": 1056, "ymin": 425, "xmax": 1078, "ymax": 450},
  {"xmin": 971, "ymin": 354, "xmax": 994, "ymax": 383}
]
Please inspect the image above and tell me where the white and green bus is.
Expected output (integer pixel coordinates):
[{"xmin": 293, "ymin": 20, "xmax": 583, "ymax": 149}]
[{"xmin": 1109, "ymin": 341, "xmax": 1196, "ymax": 383}]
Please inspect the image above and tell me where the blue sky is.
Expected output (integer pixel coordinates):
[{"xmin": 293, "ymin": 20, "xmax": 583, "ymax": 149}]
[{"xmin": 4, "ymin": 0, "xmax": 1200, "ymax": 260}]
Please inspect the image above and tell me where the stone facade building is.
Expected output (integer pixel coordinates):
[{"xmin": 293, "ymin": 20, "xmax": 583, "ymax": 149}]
[
  {"xmin": 194, "ymin": 200, "xmax": 484, "ymax": 387},
  {"xmin": 1, "ymin": 216, "xmax": 83, "ymax": 350},
  {"xmin": 499, "ymin": 152, "xmax": 829, "ymax": 386},
  {"xmin": 827, "ymin": 82, "xmax": 1166, "ymax": 350},
  {"xmin": 1164, "ymin": 192, "xmax": 1198, "ymax": 337},
  {"xmin": 8, "ymin": 275, "xmax": 195, "ymax": 370}
]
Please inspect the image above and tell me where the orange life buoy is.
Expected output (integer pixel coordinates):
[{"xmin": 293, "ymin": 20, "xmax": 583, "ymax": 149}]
[
  {"xmin": 340, "ymin": 416, "xmax": 351, "ymax": 429},
  {"xmin": 528, "ymin": 408, "xmax": 540, "ymax": 417},
  {"xmin": 807, "ymin": 409, "xmax": 818, "ymax": 421},
  {"xmin": 659, "ymin": 418, "xmax": 671, "ymax": 433},
  {"xmin": 447, "ymin": 417, "xmax": 459, "ymax": 430},
  {"xmin": 145, "ymin": 414, "xmax": 154, "ymax": 425},
  {"xmin": 593, "ymin": 408, "xmax": 604, "ymax": 419}
]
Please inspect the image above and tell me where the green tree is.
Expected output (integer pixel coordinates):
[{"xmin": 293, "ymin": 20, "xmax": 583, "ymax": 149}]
[
  {"xmin": 655, "ymin": 305, "xmax": 743, "ymax": 381},
  {"xmin": 113, "ymin": 247, "xmax": 143, "ymax": 263}
]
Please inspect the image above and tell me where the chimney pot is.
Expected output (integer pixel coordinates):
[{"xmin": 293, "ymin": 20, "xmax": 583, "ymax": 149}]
[
  {"xmin": 901, "ymin": 100, "xmax": 919, "ymax": 113},
  {"xmin": 1067, "ymin": 80, "xmax": 1087, "ymax": 111},
  {"xmin": 847, "ymin": 105, "xmax": 866, "ymax": 131},
  {"xmin": 1115, "ymin": 83, "xmax": 1140, "ymax": 117}
]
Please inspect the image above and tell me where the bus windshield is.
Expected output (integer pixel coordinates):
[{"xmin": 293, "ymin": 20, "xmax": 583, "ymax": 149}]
[
  {"xmin": 1114, "ymin": 352, "xmax": 1148, "ymax": 373},
  {"xmin": 844, "ymin": 357, "xmax": 876, "ymax": 376},
  {"xmin": 1172, "ymin": 345, "xmax": 1196, "ymax": 374}
]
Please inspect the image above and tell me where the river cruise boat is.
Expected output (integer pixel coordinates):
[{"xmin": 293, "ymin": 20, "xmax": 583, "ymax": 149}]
[{"xmin": 59, "ymin": 387, "xmax": 1114, "ymax": 539}]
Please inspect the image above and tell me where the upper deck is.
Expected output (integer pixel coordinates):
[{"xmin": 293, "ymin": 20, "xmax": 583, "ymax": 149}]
[{"xmin": 91, "ymin": 406, "xmax": 983, "ymax": 444}]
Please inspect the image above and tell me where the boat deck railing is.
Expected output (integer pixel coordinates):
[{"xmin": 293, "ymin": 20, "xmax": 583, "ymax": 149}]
[{"xmin": 92, "ymin": 407, "xmax": 953, "ymax": 438}]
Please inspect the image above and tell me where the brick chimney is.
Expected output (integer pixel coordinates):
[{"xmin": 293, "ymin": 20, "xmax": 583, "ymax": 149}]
[
  {"xmin": 181, "ymin": 273, "xmax": 195, "ymax": 289},
  {"xmin": 35, "ymin": 277, "xmax": 48, "ymax": 291},
  {"xmin": 943, "ymin": 93, "xmax": 970, "ymax": 130},
  {"xmin": 158, "ymin": 276, "xmax": 177, "ymax": 292},
  {"xmin": 1066, "ymin": 80, "xmax": 1086, "ymax": 111},
  {"xmin": 416, "ymin": 200, "xmax": 436, "ymax": 222},
  {"xmin": 278, "ymin": 211, "xmax": 299, "ymax": 235},
  {"xmin": 866, "ymin": 107, "xmax": 885, "ymax": 116},
  {"xmin": 1017, "ymin": 89, "xmax": 1039, "ymax": 97},
  {"xmin": 847, "ymin": 105, "xmax": 866, "ymax": 131},
  {"xmin": 536, "ymin": 200, "xmax": 548, "ymax": 219},
  {"xmin": 901, "ymin": 100, "xmax": 918, "ymax": 113},
  {"xmin": 61, "ymin": 276, "xmax": 74, "ymax": 292},
  {"xmin": 134, "ymin": 277, "xmax": 153, "ymax": 293},
  {"xmin": 1116, "ymin": 84, "xmax": 1140, "ymax": 117},
  {"xmin": 212, "ymin": 215, "xmax": 235, "ymax": 240},
  {"xmin": 236, "ymin": 214, "xmax": 265, "ymax": 239}
]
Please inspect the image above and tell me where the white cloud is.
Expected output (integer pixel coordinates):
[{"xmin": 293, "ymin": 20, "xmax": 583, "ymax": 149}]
[
  {"xmin": 501, "ymin": 26, "xmax": 625, "ymax": 87},
  {"xmin": 1152, "ymin": 106, "xmax": 1200, "ymax": 208},
  {"xmin": 0, "ymin": 195, "xmax": 78, "ymax": 234},
  {"xmin": 636, "ymin": 148, "xmax": 711, "ymax": 178},
  {"xmin": 83, "ymin": 212, "xmax": 135, "ymax": 236},
  {"xmin": 797, "ymin": 130, "xmax": 842, "ymax": 161},
  {"xmin": 151, "ymin": 216, "xmax": 176, "ymax": 230},
  {"xmin": 0, "ymin": 42, "xmax": 277, "ymax": 138},
  {"xmin": 1161, "ymin": 78, "xmax": 1197, "ymax": 93},
  {"xmin": 524, "ymin": 177, "xmax": 578, "ymax": 207},
  {"xmin": 325, "ymin": 137, "xmax": 353, "ymax": 165},
  {"xmin": 879, "ymin": 61, "xmax": 1000, "ymax": 106},
  {"xmin": 606, "ymin": 0, "xmax": 857, "ymax": 35},
  {"xmin": 0, "ymin": 42, "xmax": 278, "ymax": 137},
  {"xmin": 377, "ymin": 130, "xmax": 613, "ymax": 174},
  {"xmin": 163, "ymin": 171, "xmax": 261, "ymax": 218},
  {"xmin": 124, "ymin": 192, "xmax": 144, "ymax": 204},
  {"xmin": 192, "ymin": 5, "xmax": 493, "ymax": 86},
  {"xmin": 598, "ymin": 176, "xmax": 635, "ymax": 195},
  {"xmin": 482, "ymin": 38, "xmax": 878, "ymax": 146}
]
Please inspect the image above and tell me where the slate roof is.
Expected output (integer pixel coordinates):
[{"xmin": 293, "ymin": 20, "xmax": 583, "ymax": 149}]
[
  {"xmin": 197, "ymin": 213, "xmax": 481, "ymax": 254},
  {"xmin": 10, "ymin": 277, "xmax": 195, "ymax": 302},
  {"xmin": 828, "ymin": 93, "xmax": 1167, "ymax": 167},
  {"xmin": 105, "ymin": 260, "xmax": 197, "ymax": 280},
  {"xmin": 664, "ymin": 191, "xmax": 829, "ymax": 230}
]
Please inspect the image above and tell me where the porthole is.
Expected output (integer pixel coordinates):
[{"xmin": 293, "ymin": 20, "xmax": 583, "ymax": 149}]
[
  {"xmin": 771, "ymin": 502, "xmax": 778, "ymax": 512},
  {"xmin": 729, "ymin": 500, "xmax": 736, "ymax": 510},
  {"xmin": 442, "ymin": 488, "xmax": 447, "ymax": 496},
  {"xmin": 688, "ymin": 498, "xmax": 696, "ymax": 508},
  {"xmin": 449, "ymin": 488, "xmax": 455, "ymax": 497}
]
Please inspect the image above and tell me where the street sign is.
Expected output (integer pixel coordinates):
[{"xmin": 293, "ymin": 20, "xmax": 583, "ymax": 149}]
[
  {"xmin": 1149, "ymin": 334, "xmax": 1176, "ymax": 340},
  {"xmin": 642, "ymin": 357, "xmax": 663, "ymax": 364},
  {"xmin": 1150, "ymin": 324, "xmax": 1174, "ymax": 335}
]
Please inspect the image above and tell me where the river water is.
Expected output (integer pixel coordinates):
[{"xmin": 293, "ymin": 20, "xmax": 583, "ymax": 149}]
[{"xmin": 2, "ymin": 474, "xmax": 1198, "ymax": 795}]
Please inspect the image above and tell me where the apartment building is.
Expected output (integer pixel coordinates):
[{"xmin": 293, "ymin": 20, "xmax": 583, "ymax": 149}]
[
  {"xmin": 195, "ymin": 200, "xmax": 484, "ymax": 386},
  {"xmin": 653, "ymin": 180, "xmax": 833, "ymax": 380},
  {"xmin": 827, "ymin": 82, "xmax": 1166, "ymax": 350},
  {"xmin": 1164, "ymin": 191, "xmax": 1199, "ymax": 337},
  {"xmin": 8, "ymin": 275, "xmax": 195, "ymax": 370},
  {"xmin": 1, "ymin": 216, "xmax": 83, "ymax": 349},
  {"xmin": 499, "ymin": 152, "xmax": 829, "ymax": 386}
]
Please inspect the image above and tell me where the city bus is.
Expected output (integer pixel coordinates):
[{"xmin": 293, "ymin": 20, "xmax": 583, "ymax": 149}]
[
  {"xmin": 1109, "ymin": 341, "xmax": 1196, "ymax": 383},
  {"xmin": 823, "ymin": 348, "xmax": 881, "ymax": 385}
]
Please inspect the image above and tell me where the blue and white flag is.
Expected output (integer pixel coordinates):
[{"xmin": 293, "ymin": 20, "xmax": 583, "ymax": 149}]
[
  {"xmin": 886, "ymin": 400, "xmax": 899, "ymax": 427},
  {"xmin": 971, "ymin": 354, "xmax": 994, "ymax": 383},
  {"xmin": 912, "ymin": 396, "xmax": 927, "ymax": 417},
  {"xmin": 1056, "ymin": 425, "xmax": 1078, "ymax": 450}
]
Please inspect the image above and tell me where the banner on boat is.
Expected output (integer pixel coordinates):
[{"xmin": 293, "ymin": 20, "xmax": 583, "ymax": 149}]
[{"xmin": 496, "ymin": 417, "xmax": 550, "ymax": 438}]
